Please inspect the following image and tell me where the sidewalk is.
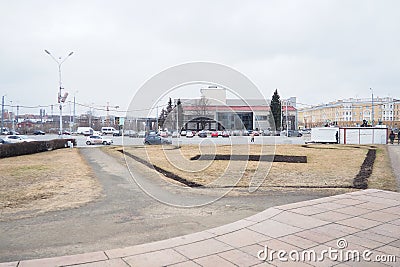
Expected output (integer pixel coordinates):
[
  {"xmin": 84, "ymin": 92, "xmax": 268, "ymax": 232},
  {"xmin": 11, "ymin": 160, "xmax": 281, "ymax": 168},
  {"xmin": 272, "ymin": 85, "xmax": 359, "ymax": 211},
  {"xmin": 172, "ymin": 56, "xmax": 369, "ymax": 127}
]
[{"xmin": 2, "ymin": 189, "xmax": 399, "ymax": 267}]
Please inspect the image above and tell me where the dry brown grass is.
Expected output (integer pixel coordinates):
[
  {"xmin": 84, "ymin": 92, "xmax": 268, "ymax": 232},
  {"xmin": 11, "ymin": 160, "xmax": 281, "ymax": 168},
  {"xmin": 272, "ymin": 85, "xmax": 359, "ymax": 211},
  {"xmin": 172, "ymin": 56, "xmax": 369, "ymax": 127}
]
[
  {"xmin": 0, "ymin": 148, "xmax": 102, "ymax": 220},
  {"xmin": 112, "ymin": 144, "xmax": 396, "ymax": 191},
  {"xmin": 368, "ymin": 146, "xmax": 397, "ymax": 191}
]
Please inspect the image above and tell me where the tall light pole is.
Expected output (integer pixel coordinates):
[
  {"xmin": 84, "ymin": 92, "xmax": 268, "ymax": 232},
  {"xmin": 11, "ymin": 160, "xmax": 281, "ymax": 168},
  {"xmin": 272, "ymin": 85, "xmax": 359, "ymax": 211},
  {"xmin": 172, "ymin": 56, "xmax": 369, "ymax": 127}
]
[
  {"xmin": 10, "ymin": 100, "xmax": 14, "ymax": 131},
  {"xmin": 1, "ymin": 95, "xmax": 4, "ymax": 134},
  {"xmin": 44, "ymin": 49, "xmax": 74, "ymax": 137},
  {"xmin": 370, "ymin": 88, "xmax": 374, "ymax": 126}
]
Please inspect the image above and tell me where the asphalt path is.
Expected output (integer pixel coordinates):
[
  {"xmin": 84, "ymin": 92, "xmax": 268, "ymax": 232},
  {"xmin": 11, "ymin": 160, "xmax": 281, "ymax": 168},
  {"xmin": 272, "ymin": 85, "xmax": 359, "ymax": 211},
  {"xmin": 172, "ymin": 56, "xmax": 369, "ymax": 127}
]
[
  {"xmin": 30, "ymin": 133, "xmax": 308, "ymax": 147},
  {"xmin": 1, "ymin": 140, "xmax": 333, "ymax": 262}
]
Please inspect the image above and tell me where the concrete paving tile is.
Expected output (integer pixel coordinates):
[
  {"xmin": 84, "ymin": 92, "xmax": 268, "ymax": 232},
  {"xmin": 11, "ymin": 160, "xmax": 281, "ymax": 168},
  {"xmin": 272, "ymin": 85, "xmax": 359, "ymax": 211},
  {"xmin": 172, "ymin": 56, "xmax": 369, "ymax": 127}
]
[
  {"xmin": 251, "ymin": 262, "xmax": 277, "ymax": 267},
  {"xmin": 339, "ymin": 259, "xmax": 389, "ymax": 266},
  {"xmin": 0, "ymin": 262, "xmax": 18, "ymax": 267},
  {"xmin": 356, "ymin": 201, "xmax": 394, "ymax": 211},
  {"xmin": 338, "ymin": 234, "xmax": 385, "ymax": 250},
  {"xmin": 295, "ymin": 230, "xmax": 337, "ymax": 244},
  {"xmin": 375, "ymin": 245, "xmax": 400, "ymax": 257},
  {"xmin": 276, "ymin": 201, "xmax": 317, "ymax": 211},
  {"xmin": 105, "ymin": 231, "xmax": 215, "ymax": 258},
  {"xmin": 312, "ymin": 211, "xmax": 354, "ymax": 223},
  {"xmin": 353, "ymin": 196, "xmax": 400, "ymax": 206},
  {"xmin": 313, "ymin": 223, "xmax": 359, "ymax": 236},
  {"xmin": 289, "ymin": 206, "xmax": 330, "ymax": 216},
  {"xmin": 336, "ymin": 217, "xmax": 382, "ymax": 230},
  {"xmin": 335, "ymin": 206, "xmax": 372, "ymax": 216},
  {"xmin": 18, "ymin": 252, "xmax": 108, "ymax": 267},
  {"xmin": 353, "ymin": 231, "xmax": 397, "ymax": 244},
  {"xmin": 174, "ymin": 238, "xmax": 233, "ymax": 259},
  {"xmin": 388, "ymin": 218, "xmax": 400, "ymax": 226},
  {"xmin": 279, "ymin": 235, "xmax": 320, "ymax": 250},
  {"xmin": 360, "ymin": 211, "xmax": 399, "ymax": 223},
  {"xmin": 123, "ymin": 248, "xmax": 187, "ymax": 266},
  {"xmin": 193, "ymin": 255, "xmax": 236, "ymax": 267},
  {"xmin": 368, "ymin": 224, "xmax": 400, "ymax": 238},
  {"xmin": 169, "ymin": 260, "xmax": 201, "ymax": 267},
  {"xmin": 205, "ymin": 219, "xmax": 255, "ymax": 236},
  {"xmin": 271, "ymin": 211, "xmax": 329, "ymax": 229},
  {"xmin": 239, "ymin": 243, "xmax": 266, "ymax": 257},
  {"xmin": 219, "ymin": 249, "xmax": 261, "ymax": 266},
  {"xmin": 381, "ymin": 206, "xmax": 400, "ymax": 215},
  {"xmin": 249, "ymin": 219, "xmax": 303, "ymax": 238},
  {"xmin": 215, "ymin": 228, "xmax": 270, "ymax": 248},
  {"xmin": 259, "ymin": 239, "xmax": 301, "ymax": 252},
  {"xmin": 244, "ymin": 208, "xmax": 282, "ymax": 222},
  {"xmin": 368, "ymin": 191, "xmax": 400, "ymax": 201},
  {"xmin": 388, "ymin": 239, "xmax": 400, "ymax": 249},
  {"xmin": 331, "ymin": 198, "xmax": 366, "ymax": 206},
  {"xmin": 70, "ymin": 258, "xmax": 129, "ymax": 267},
  {"xmin": 310, "ymin": 202, "xmax": 348, "ymax": 211},
  {"xmin": 273, "ymin": 260, "xmax": 313, "ymax": 266}
]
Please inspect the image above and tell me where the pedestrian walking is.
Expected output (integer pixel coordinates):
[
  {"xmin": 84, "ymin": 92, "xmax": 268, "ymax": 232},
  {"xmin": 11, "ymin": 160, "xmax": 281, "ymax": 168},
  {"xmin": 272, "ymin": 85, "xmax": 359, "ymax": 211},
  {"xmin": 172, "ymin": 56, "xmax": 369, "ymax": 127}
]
[
  {"xmin": 398, "ymin": 131, "xmax": 400, "ymax": 145},
  {"xmin": 250, "ymin": 132, "xmax": 255, "ymax": 143},
  {"xmin": 389, "ymin": 130, "xmax": 395, "ymax": 144}
]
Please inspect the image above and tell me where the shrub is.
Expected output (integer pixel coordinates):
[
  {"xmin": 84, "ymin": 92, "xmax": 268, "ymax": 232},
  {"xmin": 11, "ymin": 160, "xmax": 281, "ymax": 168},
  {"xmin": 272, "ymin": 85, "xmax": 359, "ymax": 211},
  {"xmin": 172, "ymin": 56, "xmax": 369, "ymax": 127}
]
[{"xmin": 0, "ymin": 139, "xmax": 77, "ymax": 158}]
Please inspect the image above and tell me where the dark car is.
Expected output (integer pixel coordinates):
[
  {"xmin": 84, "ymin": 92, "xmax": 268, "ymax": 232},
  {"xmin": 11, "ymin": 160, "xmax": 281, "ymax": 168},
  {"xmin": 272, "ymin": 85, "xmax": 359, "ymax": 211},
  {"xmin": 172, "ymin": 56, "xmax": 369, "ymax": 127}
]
[
  {"xmin": 33, "ymin": 130, "xmax": 46, "ymax": 135},
  {"xmin": 144, "ymin": 135, "xmax": 172, "ymax": 145},
  {"xmin": 198, "ymin": 131, "xmax": 207, "ymax": 138},
  {"xmin": 0, "ymin": 138, "xmax": 10, "ymax": 144}
]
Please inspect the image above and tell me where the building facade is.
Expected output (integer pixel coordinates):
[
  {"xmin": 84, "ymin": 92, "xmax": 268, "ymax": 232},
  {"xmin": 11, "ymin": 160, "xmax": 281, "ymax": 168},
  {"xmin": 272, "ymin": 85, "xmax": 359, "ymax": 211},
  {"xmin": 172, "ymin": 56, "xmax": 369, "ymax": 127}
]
[
  {"xmin": 298, "ymin": 97, "xmax": 400, "ymax": 129},
  {"xmin": 179, "ymin": 87, "xmax": 297, "ymax": 131}
]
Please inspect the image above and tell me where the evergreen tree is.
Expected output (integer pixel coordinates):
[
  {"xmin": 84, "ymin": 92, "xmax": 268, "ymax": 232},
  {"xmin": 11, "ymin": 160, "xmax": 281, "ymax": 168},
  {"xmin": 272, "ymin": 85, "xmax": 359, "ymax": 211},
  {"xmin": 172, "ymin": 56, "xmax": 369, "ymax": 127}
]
[
  {"xmin": 269, "ymin": 89, "xmax": 282, "ymax": 131},
  {"xmin": 176, "ymin": 99, "xmax": 184, "ymax": 130}
]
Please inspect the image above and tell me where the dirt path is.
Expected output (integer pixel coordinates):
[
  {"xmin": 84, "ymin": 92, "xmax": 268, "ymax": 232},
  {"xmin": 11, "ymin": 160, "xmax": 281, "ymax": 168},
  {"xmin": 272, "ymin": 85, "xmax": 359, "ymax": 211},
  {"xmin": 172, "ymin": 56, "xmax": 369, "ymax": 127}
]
[{"xmin": 0, "ymin": 147, "xmax": 342, "ymax": 262}]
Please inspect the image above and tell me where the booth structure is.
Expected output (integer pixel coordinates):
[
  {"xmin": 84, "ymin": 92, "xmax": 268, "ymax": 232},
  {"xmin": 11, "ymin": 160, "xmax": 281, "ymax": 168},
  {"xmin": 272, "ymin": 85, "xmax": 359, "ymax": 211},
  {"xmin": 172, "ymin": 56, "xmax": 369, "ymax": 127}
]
[{"xmin": 339, "ymin": 127, "xmax": 388, "ymax": 145}]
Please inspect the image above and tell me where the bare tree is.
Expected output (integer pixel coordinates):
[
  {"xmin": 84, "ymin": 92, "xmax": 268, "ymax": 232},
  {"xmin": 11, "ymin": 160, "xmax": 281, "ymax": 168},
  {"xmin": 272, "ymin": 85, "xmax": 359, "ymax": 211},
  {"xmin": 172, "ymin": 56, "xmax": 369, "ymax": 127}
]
[{"xmin": 192, "ymin": 96, "xmax": 212, "ymax": 130}]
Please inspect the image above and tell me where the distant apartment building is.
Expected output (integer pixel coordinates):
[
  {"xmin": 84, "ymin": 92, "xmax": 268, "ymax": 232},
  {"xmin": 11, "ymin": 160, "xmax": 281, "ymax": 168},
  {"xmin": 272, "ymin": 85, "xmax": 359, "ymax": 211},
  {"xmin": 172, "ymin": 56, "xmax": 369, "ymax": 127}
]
[
  {"xmin": 178, "ymin": 87, "xmax": 297, "ymax": 131},
  {"xmin": 298, "ymin": 97, "xmax": 400, "ymax": 129}
]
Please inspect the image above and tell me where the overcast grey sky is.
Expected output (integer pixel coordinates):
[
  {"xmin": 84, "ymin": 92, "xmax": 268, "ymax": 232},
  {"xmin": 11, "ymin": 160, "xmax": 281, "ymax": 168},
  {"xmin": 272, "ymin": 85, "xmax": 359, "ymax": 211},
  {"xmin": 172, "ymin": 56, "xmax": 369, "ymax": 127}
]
[{"xmin": 1, "ymin": 0, "xmax": 399, "ymax": 115}]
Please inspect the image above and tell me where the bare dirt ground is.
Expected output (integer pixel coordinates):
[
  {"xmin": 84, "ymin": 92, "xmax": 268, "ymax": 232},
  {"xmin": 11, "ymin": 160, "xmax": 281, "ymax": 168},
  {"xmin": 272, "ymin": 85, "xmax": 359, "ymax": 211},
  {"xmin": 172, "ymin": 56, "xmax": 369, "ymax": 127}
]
[
  {"xmin": 113, "ymin": 144, "xmax": 396, "ymax": 191},
  {"xmin": 0, "ymin": 148, "xmax": 102, "ymax": 220}
]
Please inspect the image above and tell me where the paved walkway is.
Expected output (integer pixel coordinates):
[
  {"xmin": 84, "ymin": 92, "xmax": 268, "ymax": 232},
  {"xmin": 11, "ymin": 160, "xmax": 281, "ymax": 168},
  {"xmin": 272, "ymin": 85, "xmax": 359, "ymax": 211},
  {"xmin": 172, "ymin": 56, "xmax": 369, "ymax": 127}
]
[{"xmin": 2, "ymin": 189, "xmax": 399, "ymax": 267}]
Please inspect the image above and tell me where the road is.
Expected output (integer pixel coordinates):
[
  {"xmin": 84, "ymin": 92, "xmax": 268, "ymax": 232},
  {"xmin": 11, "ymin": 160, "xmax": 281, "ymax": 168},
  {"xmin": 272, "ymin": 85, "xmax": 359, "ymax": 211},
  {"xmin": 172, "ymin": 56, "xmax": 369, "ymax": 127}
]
[
  {"xmin": 31, "ymin": 133, "xmax": 308, "ymax": 147},
  {"xmin": 0, "ymin": 144, "xmax": 331, "ymax": 262}
]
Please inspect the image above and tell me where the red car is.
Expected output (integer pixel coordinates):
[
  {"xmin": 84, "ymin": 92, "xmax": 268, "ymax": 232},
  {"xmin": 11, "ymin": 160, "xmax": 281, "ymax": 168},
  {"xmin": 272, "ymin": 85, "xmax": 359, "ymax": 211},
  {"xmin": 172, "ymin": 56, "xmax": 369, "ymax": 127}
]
[{"xmin": 211, "ymin": 131, "xmax": 219, "ymax": 137}]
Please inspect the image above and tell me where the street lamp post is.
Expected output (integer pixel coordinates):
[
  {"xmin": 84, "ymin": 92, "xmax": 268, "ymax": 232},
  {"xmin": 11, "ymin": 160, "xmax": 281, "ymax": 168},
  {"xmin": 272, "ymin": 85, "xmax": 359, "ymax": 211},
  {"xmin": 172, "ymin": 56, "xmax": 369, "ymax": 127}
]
[
  {"xmin": 370, "ymin": 88, "xmax": 374, "ymax": 127},
  {"xmin": 44, "ymin": 50, "xmax": 74, "ymax": 137}
]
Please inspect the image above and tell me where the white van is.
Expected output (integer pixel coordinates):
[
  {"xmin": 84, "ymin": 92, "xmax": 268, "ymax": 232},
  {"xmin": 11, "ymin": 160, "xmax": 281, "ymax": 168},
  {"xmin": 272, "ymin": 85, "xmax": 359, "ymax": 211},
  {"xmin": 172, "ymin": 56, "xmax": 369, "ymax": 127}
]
[
  {"xmin": 101, "ymin": 127, "xmax": 120, "ymax": 136},
  {"xmin": 77, "ymin": 127, "xmax": 94, "ymax": 136}
]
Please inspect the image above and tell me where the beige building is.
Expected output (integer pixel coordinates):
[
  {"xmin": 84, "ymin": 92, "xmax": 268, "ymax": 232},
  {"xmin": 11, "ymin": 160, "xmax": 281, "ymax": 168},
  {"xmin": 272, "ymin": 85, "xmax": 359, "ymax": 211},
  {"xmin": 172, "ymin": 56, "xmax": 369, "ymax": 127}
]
[{"xmin": 298, "ymin": 97, "xmax": 400, "ymax": 129}]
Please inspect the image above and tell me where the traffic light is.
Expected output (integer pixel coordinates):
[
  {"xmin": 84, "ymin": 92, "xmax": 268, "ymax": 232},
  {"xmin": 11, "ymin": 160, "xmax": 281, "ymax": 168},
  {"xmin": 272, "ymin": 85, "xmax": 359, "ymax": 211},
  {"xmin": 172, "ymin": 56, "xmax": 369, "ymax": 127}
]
[{"xmin": 115, "ymin": 117, "xmax": 120, "ymax": 125}]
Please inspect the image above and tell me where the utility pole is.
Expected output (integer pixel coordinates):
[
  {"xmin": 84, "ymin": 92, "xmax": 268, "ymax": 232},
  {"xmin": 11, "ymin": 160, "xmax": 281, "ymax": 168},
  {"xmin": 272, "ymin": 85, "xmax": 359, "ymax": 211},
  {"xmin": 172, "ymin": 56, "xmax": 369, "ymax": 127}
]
[
  {"xmin": 286, "ymin": 99, "xmax": 289, "ymax": 137},
  {"xmin": 10, "ymin": 100, "xmax": 14, "ymax": 131},
  {"xmin": 73, "ymin": 94, "xmax": 76, "ymax": 132},
  {"xmin": 1, "ymin": 95, "xmax": 4, "ymax": 134},
  {"xmin": 370, "ymin": 88, "xmax": 374, "ymax": 126}
]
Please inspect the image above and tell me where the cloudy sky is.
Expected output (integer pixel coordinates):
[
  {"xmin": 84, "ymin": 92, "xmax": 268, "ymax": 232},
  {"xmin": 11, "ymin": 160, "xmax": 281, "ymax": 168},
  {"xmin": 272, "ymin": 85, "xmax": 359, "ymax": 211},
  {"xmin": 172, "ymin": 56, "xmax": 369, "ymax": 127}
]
[{"xmin": 1, "ymin": 0, "xmax": 399, "ymax": 116}]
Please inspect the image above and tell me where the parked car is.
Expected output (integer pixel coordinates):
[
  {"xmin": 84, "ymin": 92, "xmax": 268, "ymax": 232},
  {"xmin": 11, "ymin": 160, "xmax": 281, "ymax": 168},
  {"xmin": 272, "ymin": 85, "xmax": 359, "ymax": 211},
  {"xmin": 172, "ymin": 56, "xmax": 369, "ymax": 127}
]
[
  {"xmin": 186, "ymin": 131, "xmax": 194, "ymax": 138},
  {"xmin": 33, "ymin": 130, "xmax": 46, "ymax": 135},
  {"xmin": 171, "ymin": 131, "xmax": 179, "ymax": 138},
  {"xmin": 144, "ymin": 135, "xmax": 172, "ymax": 145},
  {"xmin": 180, "ymin": 130, "xmax": 187, "ymax": 136},
  {"xmin": 211, "ymin": 131, "xmax": 219, "ymax": 137},
  {"xmin": 86, "ymin": 135, "xmax": 113, "ymax": 145},
  {"xmin": 0, "ymin": 138, "xmax": 10, "ymax": 144},
  {"xmin": 198, "ymin": 131, "xmax": 207, "ymax": 138},
  {"xmin": 160, "ymin": 131, "xmax": 168, "ymax": 138},
  {"xmin": 8, "ymin": 130, "xmax": 20, "ymax": 135},
  {"xmin": 125, "ymin": 130, "xmax": 138, "ymax": 138},
  {"xmin": 222, "ymin": 131, "xmax": 230, "ymax": 137},
  {"xmin": 4, "ymin": 135, "xmax": 36, "ymax": 143},
  {"xmin": 138, "ymin": 131, "xmax": 146, "ymax": 138}
]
